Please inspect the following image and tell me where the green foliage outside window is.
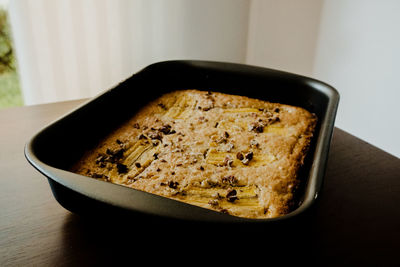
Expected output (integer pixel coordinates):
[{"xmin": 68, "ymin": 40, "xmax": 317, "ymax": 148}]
[{"xmin": 0, "ymin": 7, "xmax": 23, "ymax": 109}]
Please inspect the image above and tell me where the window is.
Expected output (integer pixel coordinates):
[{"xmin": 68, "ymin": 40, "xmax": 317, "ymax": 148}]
[{"xmin": 0, "ymin": 3, "xmax": 22, "ymax": 109}]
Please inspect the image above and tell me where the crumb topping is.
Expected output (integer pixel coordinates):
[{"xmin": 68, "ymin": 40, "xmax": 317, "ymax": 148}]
[{"xmin": 72, "ymin": 89, "xmax": 317, "ymax": 219}]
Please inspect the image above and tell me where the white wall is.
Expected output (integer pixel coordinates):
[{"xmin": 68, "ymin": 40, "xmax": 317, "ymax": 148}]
[
  {"xmin": 313, "ymin": 0, "xmax": 400, "ymax": 157},
  {"xmin": 246, "ymin": 0, "xmax": 323, "ymax": 76}
]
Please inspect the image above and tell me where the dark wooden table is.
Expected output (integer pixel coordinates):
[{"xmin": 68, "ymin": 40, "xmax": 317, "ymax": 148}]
[{"xmin": 1, "ymin": 100, "xmax": 399, "ymax": 266}]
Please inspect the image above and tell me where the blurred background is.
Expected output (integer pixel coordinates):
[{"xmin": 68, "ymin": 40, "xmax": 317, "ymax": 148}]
[{"xmin": 1, "ymin": 0, "xmax": 399, "ymax": 157}]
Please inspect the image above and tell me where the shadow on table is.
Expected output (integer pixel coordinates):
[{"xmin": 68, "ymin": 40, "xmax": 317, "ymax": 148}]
[{"xmin": 60, "ymin": 205, "xmax": 321, "ymax": 265}]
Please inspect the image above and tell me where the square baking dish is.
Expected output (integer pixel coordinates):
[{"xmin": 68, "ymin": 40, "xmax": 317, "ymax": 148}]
[{"xmin": 25, "ymin": 60, "xmax": 339, "ymax": 223}]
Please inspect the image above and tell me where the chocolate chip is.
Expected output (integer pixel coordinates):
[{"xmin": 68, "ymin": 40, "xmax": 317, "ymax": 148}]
[
  {"xmin": 105, "ymin": 148, "xmax": 124, "ymax": 163},
  {"xmin": 168, "ymin": 181, "xmax": 179, "ymax": 189},
  {"xmin": 158, "ymin": 124, "xmax": 176, "ymax": 135},
  {"xmin": 133, "ymin": 123, "xmax": 140, "ymax": 129},
  {"xmin": 113, "ymin": 149, "xmax": 124, "ymax": 159},
  {"xmin": 250, "ymin": 139, "xmax": 259, "ymax": 148},
  {"xmin": 199, "ymin": 166, "xmax": 204, "ymax": 171},
  {"xmin": 158, "ymin": 103, "xmax": 167, "ymax": 110},
  {"xmin": 95, "ymin": 154, "xmax": 111, "ymax": 167},
  {"xmin": 203, "ymin": 148, "xmax": 209, "ymax": 159},
  {"xmin": 274, "ymin": 108, "xmax": 280, "ymax": 113},
  {"xmin": 117, "ymin": 163, "xmax": 128, "ymax": 174},
  {"xmin": 241, "ymin": 151, "xmax": 254, "ymax": 165},
  {"xmin": 268, "ymin": 116, "xmax": 280, "ymax": 124},
  {"xmin": 224, "ymin": 131, "xmax": 230, "ymax": 138},
  {"xmin": 148, "ymin": 131, "xmax": 162, "ymax": 141},
  {"xmin": 226, "ymin": 189, "xmax": 238, "ymax": 202},
  {"xmin": 214, "ymin": 122, "xmax": 219, "ymax": 128},
  {"xmin": 152, "ymin": 141, "xmax": 159, "ymax": 146},
  {"xmin": 116, "ymin": 139, "xmax": 122, "ymax": 145},
  {"xmin": 95, "ymin": 154, "xmax": 106, "ymax": 164},
  {"xmin": 156, "ymin": 168, "xmax": 161, "ymax": 172},
  {"xmin": 224, "ymin": 156, "xmax": 233, "ymax": 167},
  {"xmin": 127, "ymin": 175, "xmax": 137, "ymax": 181},
  {"xmin": 236, "ymin": 152, "xmax": 244, "ymax": 160},
  {"xmin": 222, "ymin": 175, "xmax": 238, "ymax": 186},
  {"xmin": 153, "ymin": 153, "xmax": 159, "ymax": 159},
  {"xmin": 208, "ymin": 199, "xmax": 219, "ymax": 206},
  {"xmin": 250, "ymin": 123, "xmax": 264, "ymax": 133},
  {"xmin": 159, "ymin": 124, "xmax": 172, "ymax": 134},
  {"xmin": 245, "ymin": 151, "xmax": 253, "ymax": 160},
  {"xmin": 135, "ymin": 162, "xmax": 141, "ymax": 168},
  {"xmin": 217, "ymin": 137, "xmax": 227, "ymax": 144},
  {"xmin": 139, "ymin": 134, "xmax": 147, "ymax": 140}
]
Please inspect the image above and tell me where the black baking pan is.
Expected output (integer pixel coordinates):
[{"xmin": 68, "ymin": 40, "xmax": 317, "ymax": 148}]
[{"xmin": 24, "ymin": 60, "xmax": 339, "ymax": 224}]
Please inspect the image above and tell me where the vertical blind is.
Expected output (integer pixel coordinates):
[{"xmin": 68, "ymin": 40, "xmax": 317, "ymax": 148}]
[{"xmin": 9, "ymin": 0, "xmax": 250, "ymax": 105}]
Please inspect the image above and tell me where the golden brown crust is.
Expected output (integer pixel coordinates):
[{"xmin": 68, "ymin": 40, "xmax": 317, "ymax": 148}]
[{"xmin": 71, "ymin": 90, "xmax": 317, "ymax": 219}]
